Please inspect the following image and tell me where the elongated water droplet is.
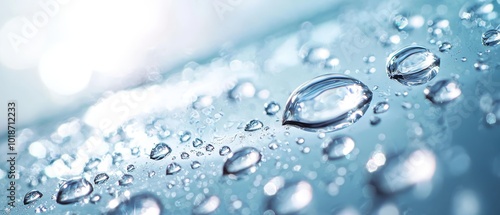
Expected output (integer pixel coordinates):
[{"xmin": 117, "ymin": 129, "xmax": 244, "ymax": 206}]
[
  {"xmin": 424, "ymin": 79, "xmax": 462, "ymax": 104},
  {"xmin": 24, "ymin": 190, "xmax": 43, "ymax": 205},
  {"xmin": 439, "ymin": 42, "xmax": 453, "ymax": 52},
  {"xmin": 166, "ymin": 162, "xmax": 182, "ymax": 175},
  {"xmin": 56, "ymin": 178, "xmax": 93, "ymax": 205},
  {"xmin": 150, "ymin": 143, "xmax": 172, "ymax": 161},
  {"xmin": 191, "ymin": 161, "xmax": 201, "ymax": 169},
  {"xmin": 371, "ymin": 149, "xmax": 436, "ymax": 194},
  {"xmin": 107, "ymin": 193, "xmax": 164, "ymax": 215},
  {"xmin": 386, "ymin": 46, "xmax": 440, "ymax": 86},
  {"xmin": 265, "ymin": 101, "xmax": 281, "ymax": 116},
  {"xmin": 245, "ymin": 119, "xmax": 263, "ymax": 131},
  {"xmin": 219, "ymin": 146, "xmax": 231, "ymax": 156},
  {"xmin": 282, "ymin": 74, "xmax": 372, "ymax": 132},
  {"xmin": 223, "ymin": 147, "xmax": 262, "ymax": 177},
  {"xmin": 94, "ymin": 173, "xmax": 109, "ymax": 185},
  {"xmin": 192, "ymin": 195, "xmax": 220, "ymax": 215},
  {"xmin": 482, "ymin": 29, "xmax": 500, "ymax": 46},
  {"xmin": 373, "ymin": 101, "xmax": 390, "ymax": 114},
  {"xmin": 323, "ymin": 136, "xmax": 355, "ymax": 160},
  {"xmin": 268, "ymin": 180, "xmax": 313, "ymax": 215},
  {"xmin": 193, "ymin": 138, "xmax": 204, "ymax": 148},
  {"xmin": 126, "ymin": 164, "xmax": 135, "ymax": 172},
  {"xmin": 119, "ymin": 174, "xmax": 134, "ymax": 186}
]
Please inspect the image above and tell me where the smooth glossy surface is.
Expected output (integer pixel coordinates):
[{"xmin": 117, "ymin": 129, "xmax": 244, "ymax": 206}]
[{"xmin": 386, "ymin": 46, "xmax": 440, "ymax": 86}]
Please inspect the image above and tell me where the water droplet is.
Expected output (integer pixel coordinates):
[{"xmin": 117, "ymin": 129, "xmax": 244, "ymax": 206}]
[
  {"xmin": 268, "ymin": 180, "xmax": 313, "ymax": 214},
  {"xmin": 323, "ymin": 135, "xmax": 355, "ymax": 160},
  {"xmin": 119, "ymin": 174, "xmax": 134, "ymax": 186},
  {"xmin": 179, "ymin": 131, "xmax": 192, "ymax": 142},
  {"xmin": 229, "ymin": 81, "xmax": 256, "ymax": 101},
  {"xmin": 486, "ymin": 112, "xmax": 497, "ymax": 124},
  {"xmin": 370, "ymin": 116, "xmax": 381, "ymax": 125},
  {"xmin": 94, "ymin": 173, "xmax": 109, "ymax": 185},
  {"xmin": 474, "ymin": 61, "xmax": 490, "ymax": 71},
  {"xmin": 166, "ymin": 162, "xmax": 182, "ymax": 175},
  {"xmin": 84, "ymin": 158, "xmax": 101, "ymax": 172},
  {"xmin": 371, "ymin": 149, "xmax": 436, "ymax": 194},
  {"xmin": 219, "ymin": 146, "xmax": 232, "ymax": 156},
  {"xmin": 424, "ymin": 79, "xmax": 462, "ymax": 104},
  {"xmin": 459, "ymin": 0, "xmax": 495, "ymax": 22},
  {"xmin": 373, "ymin": 101, "xmax": 390, "ymax": 114},
  {"xmin": 296, "ymin": 137, "xmax": 305, "ymax": 145},
  {"xmin": 245, "ymin": 119, "xmax": 264, "ymax": 131},
  {"xmin": 428, "ymin": 18, "xmax": 451, "ymax": 38},
  {"xmin": 56, "ymin": 178, "xmax": 93, "ymax": 205},
  {"xmin": 192, "ymin": 195, "xmax": 220, "ymax": 215},
  {"xmin": 223, "ymin": 147, "xmax": 262, "ymax": 177},
  {"xmin": 90, "ymin": 194, "xmax": 101, "ymax": 204},
  {"xmin": 482, "ymin": 29, "xmax": 500, "ymax": 46},
  {"xmin": 439, "ymin": 42, "xmax": 453, "ymax": 52},
  {"xmin": 282, "ymin": 74, "xmax": 372, "ymax": 132},
  {"xmin": 193, "ymin": 138, "xmax": 204, "ymax": 148},
  {"xmin": 268, "ymin": 141, "xmax": 279, "ymax": 150},
  {"xmin": 364, "ymin": 55, "xmax": 377, "ymax": 63},
  {"xmin": 461, "ymin": 57, "xmax": 467, "ymax": 62},
  {"xmin": 24, "ymin": 190, "xmax": 43, "ymax": 205},
  {"xmin": 35, "ymin": 205, "xmax": 47, "ymax": 213},
  {"xmin": 393, "ymin": 14, "xmax": 409, "ymax": 30},
  {"xmin": 191, "ymin": 161, "xmax": 201, "ymax": 169},
  {"xmin": 386, "ymin": 46, "xmax": 440, "ymax": 86},
  {"xmin": 126, "ymin": 164, "xmax": 135, "ymax": 172},
  {"xmin": 265, "ymin": 102, "xmax": 281, "ymax": 116},
  {"xmin": 302, "ymin": 147, "xmax": 311, "ymax": 154},
  {"xmin": 206, "ymin": 144, "xmax": 215, "ymax": 152},
  {"xmin": 150, "ymin": 143, "xmax": 172, "ymax": 161},
  {"xmin": 300, "ymin": 46, "xmax": 331, "ymax": 65},
  {"xmin": 402, "ymin": 102, "xmax": 413, "ymax": 109},
  {"xmin": 181, "ymin": 152, "xmax": 190, "ymax": 159},
  {"xmin": 107, "ymin": 193, "xmax": 164, "ymax": 215}
]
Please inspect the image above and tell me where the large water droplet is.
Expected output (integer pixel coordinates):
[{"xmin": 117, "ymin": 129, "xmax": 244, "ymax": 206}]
[
  {"xmin": 107, "ymin": 193, "xmax": 164, "ymax": 215},
  {"xmin": 24, "ymin": 190, "xmax": 43, "ymax": 205},
  {"xmin": 244, "ymin": 119, "xmax": 264, "ymax": 131},
  {"xmin": 56, "ymin": 178, "xmax": 93, "ymax": 205},
  {"xmin": 150, "ymin": 143, "xmax": 172, "ymax": 161},
  {"xmin": 371, "ymin": 149, "xmax": 436, "ymax": 194},
  {"xmin": 223, "ymin": 147, "xmax": 262, "ymax": 177},
  {"xmin": 282, "ymin": 74, "xmax": 372, "ymax": 132},
  {"xmin": 192, "ymin": 195, "xmax": 220, "ymax": 215},
  {"xmin": 268, "ymin": 180, "xmax": 313, "ymax": 215},
  {"xmin": 424, "ymin": 79, "xmax": 462, "ymax": 104},
  {"xmin": 482, "ymin": 29, "xmax": 500, "ymax": 47},
  {"xmin": 323, "ymin": 135, "xmax": 355, "ymax": 160},
  {"xmin": 94, "ymin": 173, "xmax": 109, "ymax": 185},
  {"xmin": 386, "ymin": 46, "xmax": 440, "ymax": 86},
  {"xmin": 373, "ymin": 101, "xmax": 390, "ymax": 114},
  {"xmin": 166, "ymin": 162, "xmax": 182, "ymax": 175}
]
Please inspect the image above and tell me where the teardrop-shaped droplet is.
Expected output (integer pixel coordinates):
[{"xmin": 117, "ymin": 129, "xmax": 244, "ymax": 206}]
[
  {"xmin": 323, "ymin": 135, "xmax": 355, "ymax": 160},
  {"xmin": 94, "ymin": 173, "xmax": 109, "ymax": 185},
  {"xmin": 373, "ymin": 101, "xmax": 390, "ymax": 114},
  {"xmin": 371, "ymin": 148, "xmax": 436, "ymax": 195},
  {"xmin": 150, "ymin": 143, "xmax": 172, "ymax": 161},
  {"xmin": 282, "ymin": 74, "xmax": 372, "ymax": 132},
  {"xmin": 119, "ymin": 174, "xmax": 134, "ymax": 186},
  {"xmin": 219, "ymin": 146, "xmax": 231, "ymax": 156},
  {"xmin": 56, "ymin": 178, "xmax": 93, "ymax": 205},
  {"xmin": 482, "ymin": 29, "xmax": 500, "ymax": 47},
  {"xmin": 386, "ymin": 46, "xmax": 440, "ymax": 86},
  {"xmin": 265, "ymin": 101, "xmax": 281, "ymax": 116},
  {"xmin": 192, "ymin": 195, "xmax": 220, "ymax": 215},
  {"xmin": 166, "ymin": 162, "xmax": 182, "ymax": 175},
  {"xmin": 107, "ymin": 193, "xmax": 164, "ymax": 215},
  {"xmin": 244, "ymin": 119, "xmax": 263, "ymax": 131},
  {"xmin": 424, "ymin": 79, "xmax": 462, "ymax": 104},
  {"xmin": 223, "ymin": 147, "xmax": 262, "ymax": 177},
  {"xmin": 24, "ymin": 190, "xmax": 43, "ymax": 205},
  {"xmin": 268, "ymin": 180, "xmax": 313, "ymax": 215}
]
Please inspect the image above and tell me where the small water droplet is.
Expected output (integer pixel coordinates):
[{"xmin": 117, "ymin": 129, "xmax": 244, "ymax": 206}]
[
  {"xmin": 107, "ymin": 193, "xmax": 164, "ymax": 215},
  {"xmin": 191, "ymin": 161, "xmax": 201, "ymax": 169},
  {"xmin": 364, "ymin": 55, "xmax": 377, "ymax": 63},
  {"xmin": 193, "ymin": 138, "xmax": 204, "ymax": 148},
  {"xmin": 119, "ymin": 174, "xmax": 134, "ymax": 186},
  {"xmin": 90, "ymin": 194, "xmax": 101, "ymax": 204},
  {"xmin": 268, "ymin": 141, "xmax": 279, "ymax": 150},
  {"xmin": 282, "ymin": 74, "xmax": 372, "ymax": 132},
  {"xmin": 474, "ymin": 62, "xmax": 490, "ymax": 71},
  {"xmin": 181, "ymin": 152, "xmax": 190, "ymax": 159},
  {"xmin": 56, "ymin": 178, "xmax": 93, "ymax": 205},
  {"xmin": 393, "ymin": 14, "xmax": 409, "ymax": 30},
  {"xmin": 166, "ymin": 162, "xmax": 182, "ymax": 175},
  {"xmin": 219, "ymin": 146, "xmax": 232, "ymax": 156},
  {"xmin": 229, "ymin": 81, "xmax": 256, "ymax": 101},
  {"xmin": 150, "ymin": 143, "xmax": 172, "ymax": 161},
  {"xmin": 94, "ymin": 173, "xmax": 109, "ymax": 185},
  {"xmin": 302, "ymin": 147, "xmax": 311, "ymax": 154},
  {"xmin": 296, "ymin": 137, "xmax": 305, "ymax": 145},
  {"xmin": 424, "ymin": 79, "xmax": 462, "ymax": 104},
  {"xmin": 179, "ymin": 131, "xmax": 192, "ymax": 142},
  {"xmin": 439, "ymin": 42, "xmax": 453, "ymax": 52},
  {"xmin": 300, "ymin": 46, "xmax": 331, "ymax": 65},
  {"xmin": 461, "ymin": 57, "xmax": 467, "ymax": 62},
  {"xmin": 402, "ymin": 102, "xmax": 413, "ymax": 109},
  {"xmin": 373, "ymin": 101, "xmax": 390, "ymax": 114},
  {"xmin": 323, "ymin": 135, "xmax": 355, "ymax": 160},
  {"xmin": 268, "ymin": 180, "xmax": 313, "ymax": 214},
  {"xmin": 387, "ymin": 46, "xmax": 440, "ymax": 86},
  {"xmin": 265, "ymin": 102, "xmax": 281, "ymax": 116},
  {"xmin": 223, "ymin": 147, "xmax": 262, "ymax": 177},
  {"xmin": 482, "ymin": 29, "xmax": 500, "ymax": 46},
  {"xmin": 486, "ymin": 112, "xmax": 497, "ymax": 124},
  {"xmin": 206, "ymin": 144, "xmax": 214, "ymax": 152},
  {"xmin": 24, "ymin": 190, "xmax": 43, "ymax": 205},
  {"xmin": 126, "ymin": 164, "xmax": 135, "ymax": 172},
  {"xmin": 245, "ymin": 119, "xmax": 264, "ymax": 131},
  {"xmin": 35, "ymin": 205, "xmax": 47, "ymax": 213},
  {"xmin": 192, "ymin": 195, "xmax": 220, "ymax": 215},
  {"xmin": 370, "ymin": 116, "xmax": 382, "ymax": 125}
]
